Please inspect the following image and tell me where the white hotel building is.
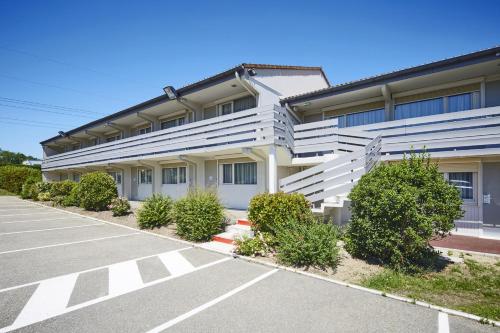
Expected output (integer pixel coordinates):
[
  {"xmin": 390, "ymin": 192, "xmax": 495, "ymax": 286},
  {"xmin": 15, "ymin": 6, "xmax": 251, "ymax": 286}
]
[{"xmin": 41, "ymin": 47, "xmax": 500, "ymax": 231}]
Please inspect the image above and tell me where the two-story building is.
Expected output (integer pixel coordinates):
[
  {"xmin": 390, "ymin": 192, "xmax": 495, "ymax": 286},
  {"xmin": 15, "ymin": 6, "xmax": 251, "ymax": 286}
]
[{"xmin": 41, "ymin": 47, "xmax": 500, "ymax": 233}]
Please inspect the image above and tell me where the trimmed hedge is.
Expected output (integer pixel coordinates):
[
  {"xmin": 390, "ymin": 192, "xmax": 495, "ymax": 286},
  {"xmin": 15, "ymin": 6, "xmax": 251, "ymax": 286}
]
[
  {"xmin": 0, "ymin": 165, "xmax": 41, "ymax": 194},
  {"xmin": 77, "ymin": 172, "xmax": 117, "ymax": 211},
  {"xmin": 137, "ymin": 195, "xmax": 172, "ymax": 228},
  {"xmin": 172, "ymin": 190, "xmax": 225, "ymax": 242},
  {"xmin": 111, "ymin": 197, "xmax": 131, "ymax": 216},
  {"xmin": 345, "ymin": 152, "xmax": 463, "ymax": 271},
  {"xmin": 49, "ymin": 180, "xmax": 77, "ymax": 199},
  {"xmin": 248, "ymin": 192, "xmax": 313, "ymax": 234}
]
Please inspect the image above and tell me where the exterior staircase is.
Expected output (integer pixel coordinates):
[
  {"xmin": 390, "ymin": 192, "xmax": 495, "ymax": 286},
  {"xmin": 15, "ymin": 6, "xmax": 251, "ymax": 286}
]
[
  {"xmin": 280, "ymin": 134, "xmax": 382, "ymax": 214},
  {"xmin": 200, "ymin": 219, "xmax": 253, "ymax": 254}
]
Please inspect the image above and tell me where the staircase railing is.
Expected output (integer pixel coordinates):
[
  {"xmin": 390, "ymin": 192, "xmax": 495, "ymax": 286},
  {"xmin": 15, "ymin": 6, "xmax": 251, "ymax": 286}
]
[{"xmin": 279, "ymin": 135, "xmax": 381, "ymax": 205}]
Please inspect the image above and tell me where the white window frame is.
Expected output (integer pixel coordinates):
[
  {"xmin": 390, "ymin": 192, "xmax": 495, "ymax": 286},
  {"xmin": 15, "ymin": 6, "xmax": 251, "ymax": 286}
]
[
  {"xmin": 218, "ymin": 101, "xmax": 234, "ymax": 116},
  {"xmin": 162, "ymin": 166, "xmax": 187, "ymax": 185},
  {"xmin": 108, "ymin": 171, "xmax": 122, "ymax": 185},
  {"xmin": 106, "ymin": 134, "xmax": 121, "ymax": 142},
  {"xmin": 138, "ymin": 169, "xmax": 152, "ymax": 185},
  {"xmin": 442, "ymin": 171, "xmax": 477, "ymax": 203},
  {"xmin": 220, "ymin": 162, "xmax": 257, "ymax": 185},
  {"xmin": 160, "ymin": 117, "xmax": 185, "ymax": 130},
  {"xmin": 136, "ymin": 125, "xmax": 152, "ymax": 136}
]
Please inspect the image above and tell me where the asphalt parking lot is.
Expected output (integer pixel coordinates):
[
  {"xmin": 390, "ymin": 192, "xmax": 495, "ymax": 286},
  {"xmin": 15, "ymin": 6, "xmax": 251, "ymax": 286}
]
[{"xmin": 0, "ymin": 196, "xmax": 496, "ymax": 333}]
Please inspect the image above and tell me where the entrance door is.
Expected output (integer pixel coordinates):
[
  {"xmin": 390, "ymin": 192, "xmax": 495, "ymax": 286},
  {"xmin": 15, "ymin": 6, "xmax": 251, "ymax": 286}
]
[
  {"xmin": 108, "ymin": 171, "xmax": 123, "ymax": 197},
  {"xmin": 483, "ymin": 162, "xmax": 500, "ymax": 226},
  {"xmin": 137, "ymin": 168, "xmax": 153, "ymax": 200}
]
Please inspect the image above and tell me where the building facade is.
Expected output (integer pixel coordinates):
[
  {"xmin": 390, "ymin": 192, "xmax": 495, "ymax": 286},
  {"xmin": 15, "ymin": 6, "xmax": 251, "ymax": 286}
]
[{"xmin": 41, "ymin": 48, "xmax": 500, "ymax": 231}]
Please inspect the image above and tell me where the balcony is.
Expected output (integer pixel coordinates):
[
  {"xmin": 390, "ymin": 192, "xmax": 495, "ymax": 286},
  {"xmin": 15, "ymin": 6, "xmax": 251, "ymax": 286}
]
[
  {"xmin": 42, "ymin": 105, "xmax": 290, "ymax": 170},
  {"xmin": 292, "ymin": 105, "xmax": 500, "ymax": 161}
]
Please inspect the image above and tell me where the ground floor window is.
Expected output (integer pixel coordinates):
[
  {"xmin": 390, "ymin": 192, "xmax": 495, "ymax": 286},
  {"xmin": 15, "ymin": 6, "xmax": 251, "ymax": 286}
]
[
  {"xmin": 162, "ymin": 167, "xmax": 186, "ymax": 184},
  {"xmin": 138, "ymin": 169, "xmax": 152, "ymax": 184},
  {"xmin": 443, "ymin": 171, "xmax": 475, "ymax": 201},
  {"xmin": 72, "ymin": 174, "xmax": 80, "ymax": 182},
  {"xmin": 108, "ymin": 171, "xmax": 122, "ymax": 184},
  {"xmin": 221, "ymin": 162, "xmax": 257, "ymax": 185}
]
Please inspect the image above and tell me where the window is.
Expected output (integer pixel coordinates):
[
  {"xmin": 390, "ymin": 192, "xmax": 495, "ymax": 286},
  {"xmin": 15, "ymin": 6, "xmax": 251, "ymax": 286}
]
[
  {"xmin": 162, "ymin": 167, "xmax": 187, "ymax": 184},
  {"xmin": 138, "ymin": 169, "xmax": 152, "ymax": 184},
  {"xmin": 106, "ymin": 135, "xmax": 120, "ymax": 142},
  {"xmin": 72, "ymin": 144, "xmax": 80, "ymax": 151},
  {"xmin": 72, "ymin": 174, "xmax": 80, "ymax": 182},
  {"xmin": 108, "ymin": 172, "xmax": 122, "ymax": 184},
  {"xmin": 448, "ymin": 172, "xmax": 474, "ymax": 200},
  {"xmin": 394, "ymin": 91, "xmax": 480, "ymax": 120},
  {"xmin": 395, "ymin": 97, "xmax": 444, "ymax": 120},
  {"xmin": 203, "ymin": 106, "xmax": 217, "ymax": 119},
  {"xmin": 161, "ymin": 117, "xmax": 185, "ymax": 130},
  {"xmin": 220, "ymin": 102, "xmax": 233, "ymax": 115},
  {"xmin": 233, "ymin": 96, "xmax": 256, "ymax": 112},
  {"xmin": 137, "ymin": 126, "xmax": 152, "ymax": 135},
  {"xmin": 222, "ymin": 162, "xmax": 257, "ymax": 185},
  {"xmin": 326, "ymin": 108, "xmax": 385, "ymax": 128},
  {"xmin": 222, "ymin": 164, "xmax": 233, "ymax": 184},
  {"xmin": 235, "ymin": 162, "xmax": 257, "ymax": 184}
]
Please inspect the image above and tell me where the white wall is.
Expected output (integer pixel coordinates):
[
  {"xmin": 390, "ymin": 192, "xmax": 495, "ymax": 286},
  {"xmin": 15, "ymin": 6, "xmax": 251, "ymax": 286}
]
[{"xmin": 249, "ymin": 69, "xmax": 329, "ymax": 106}]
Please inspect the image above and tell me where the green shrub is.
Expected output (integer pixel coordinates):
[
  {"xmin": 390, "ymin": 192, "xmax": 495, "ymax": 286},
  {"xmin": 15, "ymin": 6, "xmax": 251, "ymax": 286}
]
[
  {"xmin": 51, "ymin": 195, "xmax": 65, "ymax": 207},
  {"xmin": 20, "ymin": 176, "xmax": 39, "ymax": 199},
  {"xmin": 173, "ymin": 190, "xmax": 225, "ymax": 241},
  {"xmin": 275, "ymin": 219, "xmax": 340, "ymax": 270},
  {"xmin": 77, "ymin": 172, "xmax": 117, "ymax": 211},
  {"xmin": 0, "ymin": 165, "xmax": 41, "ymax": 194},
  {"xmin": 111, "ymin": 197, "xmax": 131, "ymax": 217},
  {"xmin": 49, "ymin": 180, "xmax": 77, "ymax": 199},
  {"xmin": 235, "ymin": 232, "xmax": 276, "ymax": 257},
  {"xmin": 248, "ymin": 192, "xmax": 313, "ymax": 234},
  {"xmin": 38, "ymin": 191, "xmax": 51, "ymax": 201},
  {"xmin": 62, "ymin": 186, "xmax": 80, "ymax": 207},
  {"xmin": 345, "ymin": 152, "xmax": 463, "ymax": 271},
  {"xmin": 137, "ymin": 194, "xmax": 173, "ymax": 228},
  {"xmin": 36, "ymin": 182, "xmax": 52, "ymax": 193}
]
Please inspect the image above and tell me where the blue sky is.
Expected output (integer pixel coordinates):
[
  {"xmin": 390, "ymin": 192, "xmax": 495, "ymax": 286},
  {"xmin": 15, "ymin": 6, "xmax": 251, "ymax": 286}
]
[{"xmin": 1, "ymin": 0, "xmax": 499, "ymax": 158}]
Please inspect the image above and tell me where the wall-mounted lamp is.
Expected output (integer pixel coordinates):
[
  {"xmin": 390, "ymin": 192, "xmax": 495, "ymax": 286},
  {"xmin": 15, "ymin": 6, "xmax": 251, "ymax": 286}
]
[{"xmin": 163, "ymin": 86, "xmax": 178, "ymax": 99}]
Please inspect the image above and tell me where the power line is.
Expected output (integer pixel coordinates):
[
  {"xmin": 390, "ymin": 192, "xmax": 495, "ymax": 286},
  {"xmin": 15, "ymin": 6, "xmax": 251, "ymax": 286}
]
[
  {"xmin": 0, "ymin": 120, "xmax": 60, "ymax": 129},
  {"xmin": 0, "ymin": 103, "xmax": 99, "ymax": 119},
  {"xmin": 0, "ymin": 73, "xmax": 130, "ymax": 103},
  {"xmin": 0, "ymin": 97, "xmax": 105, "ymax": 115},
  {"xmin": 0, "ymin": 116, "xmax": 74, "ymax": 127}
]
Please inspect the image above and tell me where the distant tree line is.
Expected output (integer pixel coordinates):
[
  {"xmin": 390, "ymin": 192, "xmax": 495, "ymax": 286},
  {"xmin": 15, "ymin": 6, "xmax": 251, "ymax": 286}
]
[{"xmin": 0, "ymin": 148, "xmax": 40, "ymax": 166}]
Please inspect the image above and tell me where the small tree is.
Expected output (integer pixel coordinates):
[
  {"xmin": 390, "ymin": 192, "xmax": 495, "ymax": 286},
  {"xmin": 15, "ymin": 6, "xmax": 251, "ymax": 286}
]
[
  {"xmin": 77, "ymin": 172, "xmax": 117, "ymax": 211},
  {"xmin": 345, "ymin": 152, "xmax": 463, "ymax": 271}
]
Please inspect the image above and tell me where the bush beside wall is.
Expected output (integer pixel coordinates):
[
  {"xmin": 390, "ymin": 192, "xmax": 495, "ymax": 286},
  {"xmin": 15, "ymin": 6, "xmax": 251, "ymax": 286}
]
[
  {"xmin": 137, "ymin": 195, "xmax": 172, "ymax": 228},
  {"xmin": 172, "ymin": 190, "xmax": 225, "ymax": 242},
  {"xmin": 77, "ymin": 172, "xmax": 117, "ymax": 211},
  {"xmin": 248, "ymin": 192, "xmax": 313, "ymax": 234},
  {"xmin": 345, "ymin": 153, "xmax": 464, "ymax": 271}
]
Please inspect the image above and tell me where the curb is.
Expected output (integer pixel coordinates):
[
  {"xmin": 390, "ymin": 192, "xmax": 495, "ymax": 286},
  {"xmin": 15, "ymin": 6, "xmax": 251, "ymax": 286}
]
[
  {"xmin": 433, "ymin": 246, "xmax": 500, "ymax": 258},
  {"xmin": 21, "ymin": 198, "xmax": 500, "ymax": 327}
]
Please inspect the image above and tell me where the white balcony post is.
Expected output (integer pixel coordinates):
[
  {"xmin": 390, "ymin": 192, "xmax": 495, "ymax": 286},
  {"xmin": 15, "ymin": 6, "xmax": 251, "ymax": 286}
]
[{"xmin": 268, "ymin": 145, "xmax": 277, "ymax": 193}]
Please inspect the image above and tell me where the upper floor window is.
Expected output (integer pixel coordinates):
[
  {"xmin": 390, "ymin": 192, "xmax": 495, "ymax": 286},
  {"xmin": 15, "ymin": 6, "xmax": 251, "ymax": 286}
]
[
  {"xmin": 161, "ymin": 117, "xmax": 185, "ymax": 130},
  {"xmin": 106, "ymin": 134, "xmax": 120, "ymax": 143},
  {"xmin": 234, "ymin": 95, "xmax": 257, "ymax": 112},
  {"xmin": 327, "ymin": 108, "xmax": 385, "ymax": 128},
  {"xmin": 204, "ymin": 95, "xmax": 257, "ymax": 119},
  {"xmin": 137, "ymin": 126, "xmax": 152, "ymax": 135},
  {"xmin": 162, "ymin": 167, "xmax": 187, "ymax": 184},
  {"xmin": 395, "ymin": 91, "xmax": 480, "ymax": 120}
]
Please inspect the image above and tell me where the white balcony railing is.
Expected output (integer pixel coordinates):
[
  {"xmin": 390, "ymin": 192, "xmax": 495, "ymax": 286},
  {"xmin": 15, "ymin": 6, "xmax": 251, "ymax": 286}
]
[{"xmin": 42, "ymin": 105, "xmax": 289, "ymax": 170}]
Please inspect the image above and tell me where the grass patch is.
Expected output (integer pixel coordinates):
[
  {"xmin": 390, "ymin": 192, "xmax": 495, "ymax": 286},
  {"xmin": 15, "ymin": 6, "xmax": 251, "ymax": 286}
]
[
  {"xmin": 0, "ymin": 188, "xmax": 15, "ymax": 196},
  {"xmin": 362, "ymin": 259, "xmax": 500, "ymax": 320}
]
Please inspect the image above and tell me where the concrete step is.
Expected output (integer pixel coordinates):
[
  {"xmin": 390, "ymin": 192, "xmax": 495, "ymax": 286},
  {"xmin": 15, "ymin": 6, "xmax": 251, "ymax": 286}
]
[
  {"xmin": 237, "ymin": 219, "xmax": 251, "ymax": 226},
  {"xmin": 225, "ymin": 224, "xmax": 254, "ymax": 238},
  {"xmin": 199, "ymin": 241, "xmax": 235, "ymax": 254}
]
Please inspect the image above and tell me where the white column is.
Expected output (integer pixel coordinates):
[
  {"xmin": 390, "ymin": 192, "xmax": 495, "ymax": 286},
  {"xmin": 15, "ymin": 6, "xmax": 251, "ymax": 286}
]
[{"xmin": 268, "ymin": 145, "xmax": 277, "ymax": 193}]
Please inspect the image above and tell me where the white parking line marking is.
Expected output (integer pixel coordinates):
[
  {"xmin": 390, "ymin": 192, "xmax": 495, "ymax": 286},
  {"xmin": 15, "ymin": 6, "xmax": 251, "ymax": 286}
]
[
  {"xmin": 0, "ymin": 232, "xmax": 140, "ymax": 255},
  {"xmin": 11, "ymin": 274, "xmax": 78, "ymax": 328},
  {"xmin": 0, "ymin": 256, "xmax": 231, "ymax": 333},
  {"xmin": 159, "ymin": 251, "xmax": 195, "ymax": 276},
  {"xmin": 0, "ymin": 207, "xmax": 46, "ymax": 211},
  {"xmin": 438, "ymin": 312, "xmax": 449, "ymax": 333},
  {"xmin": 0, "ymin": 217, "xmax": 76, "ymax": 224},
  {"xmin": 0, "ymin": 223, "xmax": 102, "ymax": 235},
  {"xmin": 146, "ymin": 269, "xmax": 279, "ymax": 333},
  {"xmin": 0, "ymin": 247, "xmax": 190, "ymax": 294},
  {"xmin": 108, "ymin": 261, "xmax": 143, "ymax": 296},
  {"xmin": 0, "ymin": 212, "xmax": 63, "ymax": 217}
]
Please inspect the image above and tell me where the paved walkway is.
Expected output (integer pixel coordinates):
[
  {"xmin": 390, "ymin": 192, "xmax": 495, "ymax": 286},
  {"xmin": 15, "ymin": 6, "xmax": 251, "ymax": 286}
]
[
  {"xmin": 0, "ymin": 196, "xmax": 496, "ymax": 332},
  {"xmin": 431, "ymin": 235, "xmax": 500, "ymax": 255}
]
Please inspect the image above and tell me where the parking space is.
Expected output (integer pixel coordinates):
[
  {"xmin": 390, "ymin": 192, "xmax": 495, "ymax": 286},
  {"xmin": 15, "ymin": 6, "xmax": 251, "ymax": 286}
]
[{"xmin": 0, "ymin": 197, "xmax": 496, "ymax": 332}]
